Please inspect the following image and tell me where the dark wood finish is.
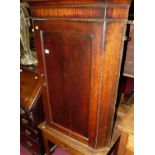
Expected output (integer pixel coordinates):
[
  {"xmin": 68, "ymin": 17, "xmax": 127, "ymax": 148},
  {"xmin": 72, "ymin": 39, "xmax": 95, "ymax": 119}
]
[
  {"xmin": 43, "ymin": 29, "xmax": 92, "ymax": 138},
  {"xmin": 123, "ymin": 23, "xmax": 134, "ymax": 77},
  {"xmin": 95, "ymin": 21, "xmax": 127, "ymax": 148},
  {"xmin": 20, "ymin": 69, "xmax": 45, "ymax": 155},
  {"xmin": 21, "ymin": 125, "xmax": 39, "ymax": 141},
  {"xmin": 22, "ymin": 0, "xmax": 131, "ymax": 5},
  {"xmin": 21, "ymin": 132, "xmax": 40, "ymax": 154},
  {"xmin": 122, "ymin": 0, "xmax": 134, "ymax": 78},
  {"xmin": 22, "ymin": 0, "xmax": 131, "ymax": 154},
  {"xmin": 21, "ymin": 114, "xmax": 35, "ymax": 128},
  {"xmin": 20, "ymin": 69, "xmax": 44, "ymax": 110}
]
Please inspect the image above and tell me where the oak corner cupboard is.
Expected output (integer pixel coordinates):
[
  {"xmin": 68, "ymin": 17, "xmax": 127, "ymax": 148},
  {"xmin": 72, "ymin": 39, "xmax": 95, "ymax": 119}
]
[{"xmin": 22, "ymin": 0, "xmax": 132, "ymax": 154}]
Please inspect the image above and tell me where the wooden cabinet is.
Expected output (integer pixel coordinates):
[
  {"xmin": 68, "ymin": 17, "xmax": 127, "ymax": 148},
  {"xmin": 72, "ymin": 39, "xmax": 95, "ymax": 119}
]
[
  {"xmin": 123, "ymin": 23, "xmax": 134, "ymax": 78},
  {"xmin": 22, "ymin": 0, "xmax": 132, "ymax": 154},
  {"xmin": 123, "ymin": 0, "xmax": 134, "ymax": 78},
  {"xmin": 34, "ymin": 20, "xmax": 107, "ymax": 147},
  {"xmin": 20, "ymin": 69, "xmax": 45, "ymax": 155},
  {"xmin": 35, "ymin": 21, "xmax": 94, "ymax": 138}
]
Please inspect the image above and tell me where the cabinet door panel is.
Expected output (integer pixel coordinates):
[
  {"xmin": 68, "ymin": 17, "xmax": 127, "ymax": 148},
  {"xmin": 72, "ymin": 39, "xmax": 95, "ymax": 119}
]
[
  {"xmin": 43, "ymin": 32, "xmax": 92, "ymax": 138},
  {"xmin": 34, "ymin": 20, "xmax": 95, "ymax": 140}
]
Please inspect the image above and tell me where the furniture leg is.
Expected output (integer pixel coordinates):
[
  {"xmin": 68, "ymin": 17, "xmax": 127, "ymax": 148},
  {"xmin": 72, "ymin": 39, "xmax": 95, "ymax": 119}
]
[
  {"xmin": 43, "ymin": 133, "xmax": 50, "ymax": 155},
  {"xmin": 117, "ymin": 131, "xmax": 128, "ymax": 155}
]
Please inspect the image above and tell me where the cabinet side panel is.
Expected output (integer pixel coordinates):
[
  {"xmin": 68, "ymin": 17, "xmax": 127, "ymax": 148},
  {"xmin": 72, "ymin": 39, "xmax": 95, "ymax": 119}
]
[{"xmin": 96, "ymin": 21, "xmax": 127, "ymax": 148}]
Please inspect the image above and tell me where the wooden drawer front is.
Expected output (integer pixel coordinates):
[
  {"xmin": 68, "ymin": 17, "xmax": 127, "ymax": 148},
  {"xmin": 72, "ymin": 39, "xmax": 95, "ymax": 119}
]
[
  {"xmin": 20, "ymin": 116, "xmax": 34, "ymax": 128},
  {"xmin": 20, "ymin": 108, "xmax": 34, "ymax": 125},
  {"xmin": 20, "ymin": 108, "xmax": 30, "ymax": 119},
  {"xmin": 49, "ymin": 136, "xmax": 83, "ymax": 155},
  {"xmin": 21, "ymin": 125, "xmax": 39, "ymax": 141},
  {"xmin": 59, "ymin": 143, "xmax": 83, "ymax": 155},
  {"xmin": 21, "ymin": 132, "xmax": 40, "ymax": 154},
  {"xmin": 20, "ymin": 107, "xmax": 26, "ymax": 115}
]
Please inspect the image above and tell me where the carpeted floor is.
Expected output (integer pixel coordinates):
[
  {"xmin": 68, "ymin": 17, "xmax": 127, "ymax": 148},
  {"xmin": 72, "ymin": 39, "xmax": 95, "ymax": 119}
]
[
  {"xmin": 52, "ymin": 147, "xmax": 71, "ymax": 155},
  {"xmin": 20, "ymin": 145, "xmax": 31, "ymax": 155},
  {"xmin": 20, "ymin": 144, "xmax": 71, "ymax": 155}
]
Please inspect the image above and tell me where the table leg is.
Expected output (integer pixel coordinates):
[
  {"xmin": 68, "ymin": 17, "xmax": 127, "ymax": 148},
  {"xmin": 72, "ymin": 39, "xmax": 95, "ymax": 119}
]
[{"xmin": 43, "ymin": 133, "xmax": 51, "ymax": 155}]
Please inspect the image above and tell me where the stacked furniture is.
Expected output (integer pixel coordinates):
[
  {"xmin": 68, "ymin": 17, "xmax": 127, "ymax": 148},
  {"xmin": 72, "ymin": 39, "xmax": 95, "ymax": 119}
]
[
  {"xmin": 21, "ymin": 0, "xmax": 132, "ymax": 154},
  {"xmin": 20, "ymin": 69, "xmax": 45, "ymax": 155}
]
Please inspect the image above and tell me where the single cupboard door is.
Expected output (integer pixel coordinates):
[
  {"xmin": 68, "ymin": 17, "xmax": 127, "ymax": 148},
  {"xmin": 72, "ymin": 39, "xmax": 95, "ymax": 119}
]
[{"xmin": 33, "ymin": 20, "xmax": 102, "ymax": 146}]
